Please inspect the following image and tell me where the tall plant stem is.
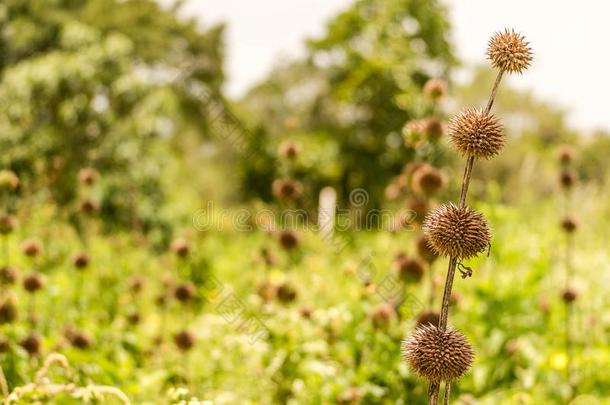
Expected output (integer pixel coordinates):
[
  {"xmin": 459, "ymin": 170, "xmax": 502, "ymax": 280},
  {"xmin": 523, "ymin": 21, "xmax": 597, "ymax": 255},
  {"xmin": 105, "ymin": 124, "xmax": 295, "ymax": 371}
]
[{"xmin": 428, "ymin": 70, "xmax": 504, "ymax": 405}]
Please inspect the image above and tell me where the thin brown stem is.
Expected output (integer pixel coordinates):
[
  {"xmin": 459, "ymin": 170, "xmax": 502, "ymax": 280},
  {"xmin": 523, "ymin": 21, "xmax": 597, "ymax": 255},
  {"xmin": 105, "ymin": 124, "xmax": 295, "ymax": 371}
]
[
  {"xmin": 443, "ymin": 381, "xmax": 452, "ymax": 405},
  {"xmin": 427, "ymin": 69, "xmax": 505, "ymax": 405}
]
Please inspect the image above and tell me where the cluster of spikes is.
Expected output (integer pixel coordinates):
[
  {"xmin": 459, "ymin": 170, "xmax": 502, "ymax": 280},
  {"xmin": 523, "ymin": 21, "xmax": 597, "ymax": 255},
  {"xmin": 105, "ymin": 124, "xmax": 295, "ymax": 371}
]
[{"xmin": 401, "ymin": 28, "xmax": 532, "ymax": 403}]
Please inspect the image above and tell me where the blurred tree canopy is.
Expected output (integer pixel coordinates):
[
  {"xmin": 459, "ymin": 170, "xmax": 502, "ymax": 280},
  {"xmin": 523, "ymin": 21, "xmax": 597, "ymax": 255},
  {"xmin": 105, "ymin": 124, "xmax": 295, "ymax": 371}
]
[
  {"xmin": 240, "ymin": 0, "xmax": 455, "ymax": 209},
  {"xmin": 0, "ymin": 0, "xmax": 225, "ymax": 241}
]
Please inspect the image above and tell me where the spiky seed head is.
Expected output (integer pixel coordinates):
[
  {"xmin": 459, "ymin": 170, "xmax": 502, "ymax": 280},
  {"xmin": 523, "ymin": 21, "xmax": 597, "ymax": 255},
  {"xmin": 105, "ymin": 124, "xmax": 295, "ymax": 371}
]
[
  {"xmin": 0, "ymin": 294, "xmax": 18, "ymax": 324},
  {"xmin": 423, "ymin": 79, "xmax": 448, "ymax": 101},
  {"xmin": 559, "ymin": 169, "xmax": 576, "ymax": 189},
  {"xmin": 412, "ymin": 165, "xmax": 445, "ymax": 196},
  {"xmin": 171, "ymin": 238, "xmax": 190, "ymax": 257},
  {"xmin": 449, "ymin": 109, "xmax": 504, "ymax": 159},
  {"xmin": 21, "ymin": 239, "xmax": 42, "ymax": 257},
  {"xmin": 23, "ymin": 273, "xmax": 45, "ymax": 293},
  {"xmin": 417, "ymin": 234, "xmax": 439, "ymax": 264},
  {"xmin": 272, "ymin": 178, "xmax": 303, "ymax": 202},
  {"xmin": 370, "ymin": 303, "xmax": 396, "ymax": 329},
  {"xmin": 174, "ymin": 329, "xmax": 195, "ymax": 351},
  {"xmin": 128, "ymin": 275, "xmax": 144, "ymax": 294},
  {"xmin": 127, "ymin": 311, "xmax": 141, "ymax": 325},
  {"xmin": 78, "ymin": 167, "xmax": 99, "ymax": 185},
  {"xmin": 402, "ymin": 325, "xmax": 474, "ymax": 382},
  {"xmin": 557, "ymin": 145, "xmax": 575, "ymax": 165},
  {"xmin": 65, "ymin": 328, "xmax": 93, "ymax": 350},
  {"xmin": 0, "ymin": 214, "xmax": 18, "ymax": 235},
  {"xmin": 299, "ymin": 305, "xmax": 314, "ymax": 319},
  {"xmin": 561, "ymin": 288, "xmax": 578, "ymax": 304},
  {"xmin": 560, "ymin": 216, "xmax": 578, "ymax": 233},
  {"xmin": 0, "ymin": 266, "xmax": 18, "ymax": 285},
  {"xmin": 415, "ymin": 311, "xmax": 440, "ymax": 329},
  {"xmin": 277, "ymin": 282, "xmax": 298, "ymax": 304},
  {"xmin": 487, "ymin": 29, "xmax": 532, "ymax": 74},
  {"xmin": 0, "ymin": 170, "xmax": 19, "ymax": 191},
  {"xmin": 278, "ymin": 230, "xmax": 299, "ymax": 251},
  {"xmin": 423, "ymin": 204, "xmax": 491, "ymax": 259},
  {"xmin": 174, "ymin": 282, "xmax": 196, "ymax": 302},
  {"xmin": 423, "ymin": 117, "xmax": 445, "ymax": 142},
  {"xmin": 396, "ymin": 256, "xmax": 425, "ymax": 283},
  {"xmin": 278, "ymin": 141, "xmax": 300, "ymax": 160},
  {"xmin": 72, "ymin": 252, "xmax": 90, "ymax": 270},
  {"xmin": 20, "ymin": 333, "xmax": 42, "ymax": 356}
]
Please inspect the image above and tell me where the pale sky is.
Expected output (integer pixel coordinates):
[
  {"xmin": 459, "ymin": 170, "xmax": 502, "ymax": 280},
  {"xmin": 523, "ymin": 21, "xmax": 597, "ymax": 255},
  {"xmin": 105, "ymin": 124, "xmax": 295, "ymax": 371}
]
[{"xmin": 172, "ymin": 0, "xmax": 610, "ymax": 133}]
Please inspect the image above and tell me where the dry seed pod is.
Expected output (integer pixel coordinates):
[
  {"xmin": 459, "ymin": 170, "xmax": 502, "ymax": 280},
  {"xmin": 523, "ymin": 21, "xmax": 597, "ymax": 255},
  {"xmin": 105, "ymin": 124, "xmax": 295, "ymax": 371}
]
[
  {"xmin": 171, "ymin": 238, "xmax": 190, "ymax": 257},
  {"xmin": 423, "ymin": 204, "xmax": 491, "ymax": 260},
  {"xmin": 0, "ymin": 214, "xmax": 18, "ymax": 235},
  {"xmin": 0, "ymin": 294, "xmax": 18, "ymax": 324},
  {"xmin": 396, "ymin": 256, "xmax": 425, "ymax": 283},
  {"xmin": 272, "ymin": 178, "xmax": 303, "ymax": 202},
  {"xmin": 370, "ymin": 303, "xmax": 396, "ymax": 329},
  {"xmin": 23, "ymin": 273, "xmax": 45, "ymax": 293},
  {"xmin": 559, "ymin": 169, "xmax": 576, "ymax": 189},
  {"xmin": 278, "ymin": 141, "xmax": 300, "ymax": 160},
  {"xmin": 78, "ymin": 167, "xmax": 99, "ymax": 185},
  {"xmin": 561, "ymin": 288, "xmax": 578, "ymax": 304},
  {"xmin": 412, "ymin": 165, "xmax": 444, "ymax": 196},
  {"xmin": 20, "ymin": 333, "xmax": 42, "ymax": 356},
  {"xmin": 423, "ymin": 117, "xmax": 445, "ymax": 142},
  {"xmin": 423, "ymin": 79, "xmax": 448, "ymax": 101},
  {"xmin": 402, "ymin": 325, "xmax": 474, "ymax": 382},
  {"xmin": 278, "ymin": 230, "xmax": 299, "ymax": 251},
  {"xmin": 79, "ymin": 198, "xmax": 99, "ymax": 214},
  {"xmin": 174, "ymin": 282, "xmax": 196, "ymax": 302},
  {"xmin": 487, "ymin": 29, "xmax": 533, "ymax": 74},
  {"xmin": 560, "ymin": 217, "xmax": 578, "ymax": 233},
  {"xmin": 277, "ymin": 282, "xmax": 297, "ymax": 304},
  {"xmin": 174, "ymin": 329, "xmax": 195, "ymax": 351},
  {"xmin": 0, "ymin": 266, "xmax": 18, "ymax": 285},
  {"xmin": 21, "ymin": 239, "xmax": 42, "ymax": 257},
  {"xmin": 449, "ymin": 109, "xmax": 504, "ymax": 159},
  {"xmin": 72, "ymin": 252, "xmax": 90, "ymax": 270}
]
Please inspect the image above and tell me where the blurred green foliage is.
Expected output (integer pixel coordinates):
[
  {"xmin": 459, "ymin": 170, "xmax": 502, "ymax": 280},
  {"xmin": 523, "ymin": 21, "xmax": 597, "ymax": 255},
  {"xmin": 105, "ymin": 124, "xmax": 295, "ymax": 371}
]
[{"xmin": 240, "ymin": 0, "xmax": 455, "ymax": 209}]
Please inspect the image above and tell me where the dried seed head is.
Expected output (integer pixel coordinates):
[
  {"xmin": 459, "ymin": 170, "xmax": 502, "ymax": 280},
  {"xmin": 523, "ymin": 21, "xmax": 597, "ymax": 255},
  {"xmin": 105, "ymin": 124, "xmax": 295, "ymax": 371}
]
[
  {"xmin": 0, "ymin": 266, "xmax": 18, "ymax": 285},
  {"xmin": 78, "ymin": 167, "xmax": 99, "ymax": 186},
  {"xmin": 560, "ymin": 216, "xmax": 578, "ymax": 233},
  {"xmin": 423, "ymin": 117, "xmax": 445, "ymax": 142},
  {"xmin": 174, "ymin": 282, "xmax": 196, "ymax": 302},
  {"xmin": 277, "ymin": 282, "xmax": 298, "ymax": 304},
  {"xmin": 0, "ymin": 336, "xmax": 9, "ymax": 353},
  {"xmin": 487, "ymin": 29, "xmax": 532, "ymax": 74},
  {"xmin": 21, "ymin": 239, "xmax": 43, "ymax": 257},
  {"xmin": 0, "ymin": 214, "xmax": 18, "ymax": 235},
  {"xmin": 449, "ymin": 109, "xmax": 504, "ymax": 159},
  {"xmin": 79, "ymin": 198, "xmax": 99, "ymax": 214},
  {"xmin": 278, "ymin": 141, "xmax": 301, "ymax": 160},
  {"xmin": 174, "ymin": 329, "xmax": 195, "ymax": 351},
  {"xmin": 402, "ymin": 325, "xmax": 474, "ymax": 382},
  {"xmin": 72, "ymin": 252, "xmax": 90, "ymax": 270},
  {"xmin": 396, "ymin": 256, "xmax": 425, "ymax": 283},
  {"xmin": 0, "ymin": 294, "xmax": 18, "ymax": 324},
  {"xmin": 23, "ymin": 273, "xmax": 45, "ymax": 293},
  {"xmin": 299, "ymin": 305, "xmax": 314, "ymax": 319},
  {"xmin": 559, "ymin": 169, "xmax": 576, "ymax": 189},
  {"xmin": 65, "ymin": 328, "xmax": 93, "ymax": 350},
  {"xmin": 412, "ymin": 165, "xmax": 445, "ymax": 196},
  {"xmin": 257, "ymin": 280, "xmax": 277, "ymax": 303},
  {"xmin": 423, "ymin": 79, "xmax": 448, "ymax": 101},
  {"xmin": 417, "ymin": 234, "xmax": 439, "ymax": 264},
  {"xmin": 128, "ymin": 275, "xmax": 144, "ymax": 294},
  {"xmin": 561, "ymin": 288, "xmax": 578, "ymax": 304},
  {"xmin": 272, "ymin": 178, "xmax": 303, "ymax": 202},
  {"xmin": 423, "ymin": 204, "xmax": 491, "ymax": 259},
  {"xmin": 127, "ymin": 311, "xmax": 141, "ymax": 325},
  {"xmin": 278, "ymin": 230, "xmax": 300, "ymax": 251},
  {"xmin": 557, "ymin": 145, "xmax": 575, "ymax": 165},
  {"xmin": 415, "ymin": 311, "xmax": 440, "ymax": 329},
  {"xmin": 20, "ymin": 333, "xmax": 42, "ymax": 356},
  {"xmin": 171, "ymin": 238, "xmax": 190, "ymax": 257},
  {"xmin": 370, "ymin": 303, "xmax": 396, "ymax": 328},
  {"xmin": 0, "ymin": 170, "xmax": 19, "ymax": 191}
]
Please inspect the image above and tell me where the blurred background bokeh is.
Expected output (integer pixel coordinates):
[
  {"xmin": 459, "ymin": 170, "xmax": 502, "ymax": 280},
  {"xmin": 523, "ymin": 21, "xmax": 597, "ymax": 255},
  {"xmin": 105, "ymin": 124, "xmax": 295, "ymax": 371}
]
[{"xmin": 0, "ymin": 0, "xmax": 609, "ymax": 404}]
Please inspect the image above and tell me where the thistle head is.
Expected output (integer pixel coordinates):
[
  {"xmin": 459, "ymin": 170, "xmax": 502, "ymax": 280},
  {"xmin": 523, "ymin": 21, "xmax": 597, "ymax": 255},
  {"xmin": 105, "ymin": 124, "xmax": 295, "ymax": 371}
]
[
  {"xmin": 402, "ymin": 325, "xmax": 474, "ymax": 382},
  {"xmin": 449, "ymin": 109, "xmax": 504, "ymax": 159},
  {"xmin": 277, "ymin": 282, "xmax": 298, "ymax": 304},
  {"xmin": 416, "ymin": 234, "xmax": 439, "ymax": 264},
  {"xmin": 423, "ymin": 204, "xmax": 491, "ymax": 259},
  {"xmin": 23, "ymin": 273, "xmax": 45, "ymax": 293},
  {"xmin": 174, "ymin": 282, "xmax": 196, "ymax": 303},
  {"xmin": 487, "ymin": 29, "xmax": 532, "ymax": 74},
  {"xmin": 560, "ymin": 216, "xmax": 578, "ymax": 233},
  {"xmin": 423, "ymin": 117, "xmax": 445, "ymax": 142},
  {"xmin": 174, "ymin": 329, "xmax": 196, "ymax": 351}
]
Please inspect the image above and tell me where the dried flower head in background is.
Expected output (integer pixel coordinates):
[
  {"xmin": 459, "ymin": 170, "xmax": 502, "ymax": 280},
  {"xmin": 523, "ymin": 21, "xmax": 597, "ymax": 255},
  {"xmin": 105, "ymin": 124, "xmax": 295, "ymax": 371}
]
[
  {"xmin": 0, "ymin": 294, "xmax": 18, "ymax": 324},
  {"xmin": 416, "ymin": 234, "xmax": 439, "ymax": 264},
  {"xmin": 78, "ymin": 167, "xmax": 99, "ymax": 186},
  {"xmin": 412, "ymin": 165, "xmax": 444, "ymax": 196},
  {"xmin": 424, "ymin": 204, "xmax": 491, "ymax": 259},
  {"xmin": 449, "ymin": 109, "xmax": 504, "ymax": 159},
  {"xmin": 278, "ymin": 140, "xmax": 301, "ymax": 160},
  {"xmin": 171, "ymin": 238, "xmax": 190, "ymax": 257},
  {"xmin": 396, "ymin": 256, "xmax": 425, "ymax": 283},
  {"xmin": 423, "ymin": 117, "xmax": 445, "ymax": 142},
  {"xmin": 423, "ymin": 78, "xmax": 448, "ymax": 101},
  {"xmin": 72, "ymin": 252, "xmax": 90, "ymax": 270},
  {"xmin": 278, "ymin": 230, "xmax": 300, "ymax": 251},
  {"xmin": 559, "ymin": 169, "xmax": 576, "ymax": 189},
  {"xmin": 370, "ymin": 303, "xmax": 396, "ymax": 328},
  {"xmin": 561, "ymin": 288, "xmax": 578, "ymax": 304},
  {"xmin": 79, "ymin": 198, "xmax": 99, "ymax": 214},
  {"xmin": 21, "ymin": 239, "xmax": 43, "ymax": 257},
  {"xmin": 20, "ymin": 332, "xmax": 42, "ymax": 356},
  {"xmin": 0, "ymin": 214, "xmax": 18, "ymax": 235},
  {"xmin": 173, "ymin": 329, "xmax": 195, "ymax": 351},
  {"xmin": 560, "ymin": 216, "xmax": 578, "ymax": 233},
  {"xmin": 402, "ymin": 325, "xmax": 474, "ymax": 382},
  {"xmin": 23, "ymin": 273, "xmax": 46, "ymax": 293},
  {"xmin": 557, "ymin": 145, "xmax": 575, "ymax": 165},
  {"xmin": 487, "ymin": 29, "xmax": 533, "ymax": 74},
  {"xmin": 0, "ymin": 170, "xmax": 20, "ymax": 191},
  {"xmin": 272, "ymin": 178, "xmax": 303, "ymax": 202},
  {"xmin": 0, "ymin": 266, "xmax": 18, "ymax": 285},
  {"xmin": 174, "ymin": 282, "xmax": 196, "ymax": 302},
  {"xmin": 277, "ymin": 282, "xmax": 298, "ymax": 304}
]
